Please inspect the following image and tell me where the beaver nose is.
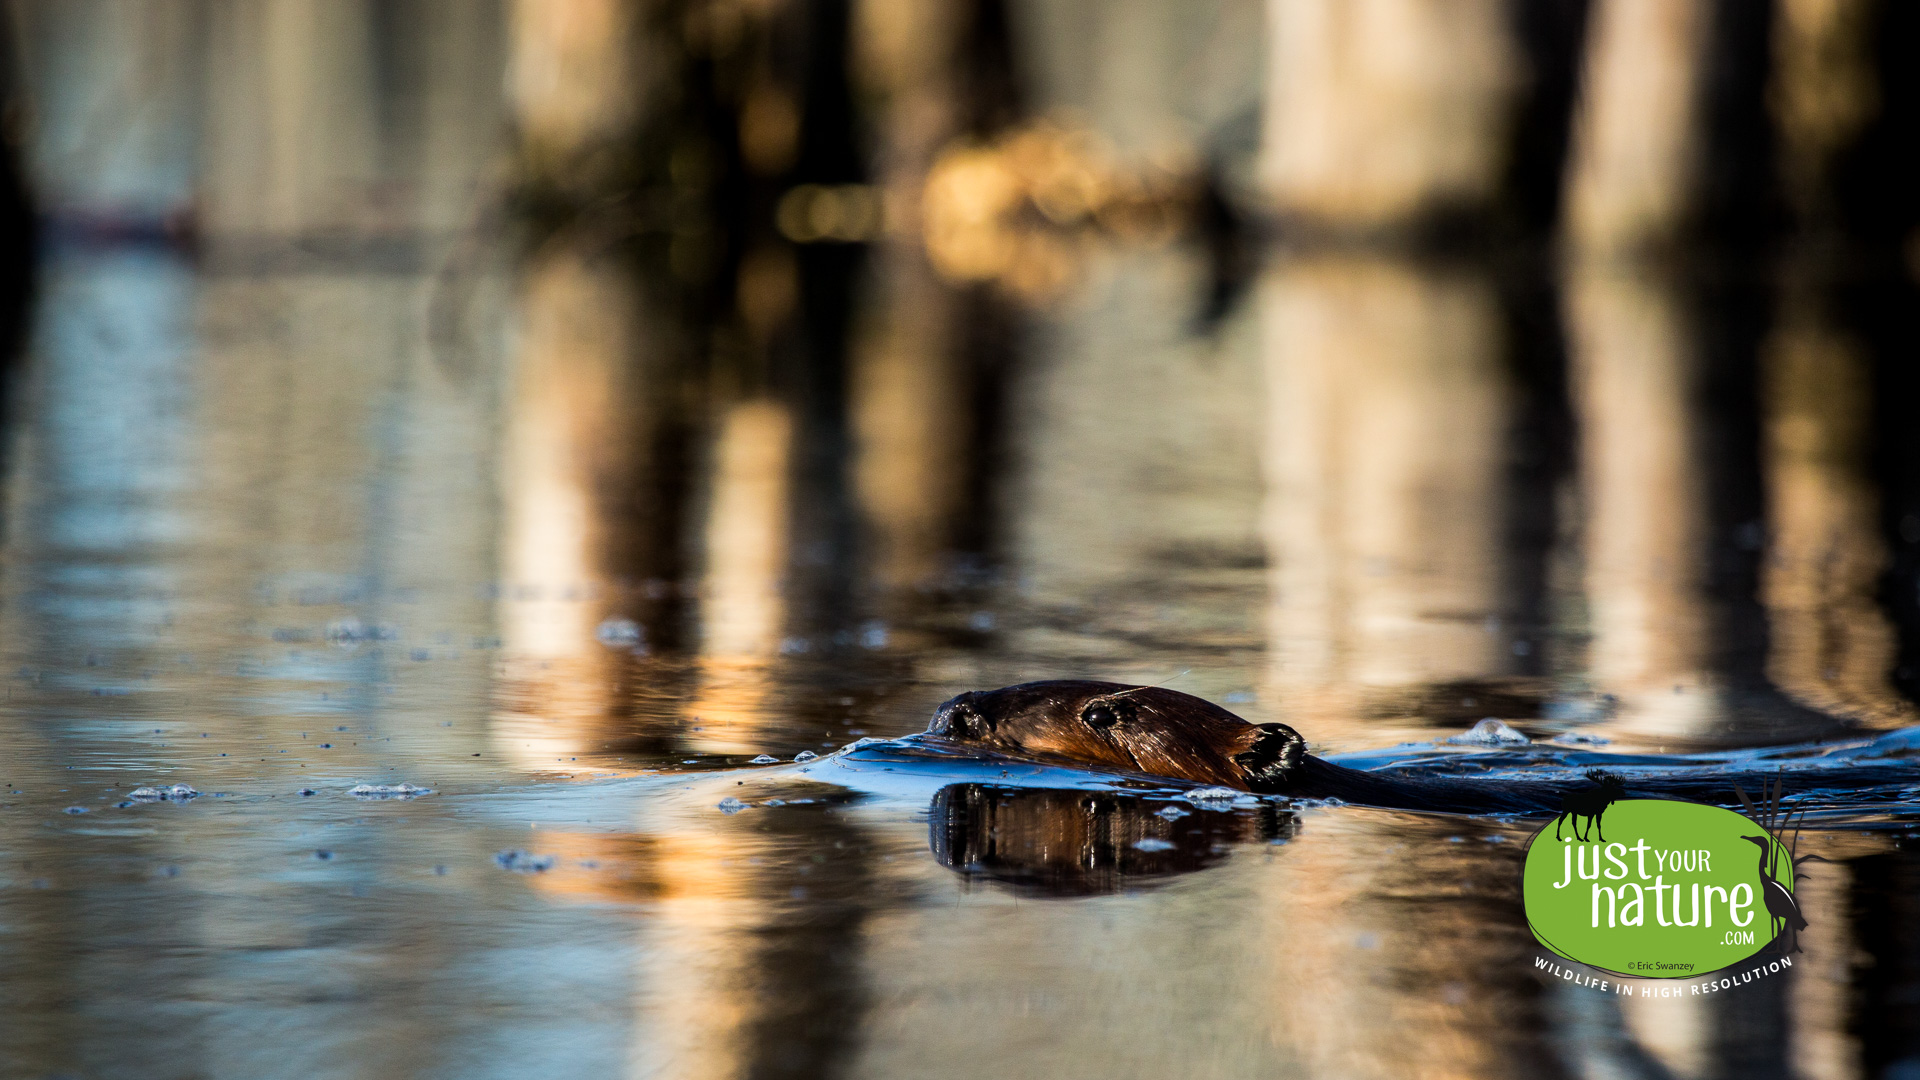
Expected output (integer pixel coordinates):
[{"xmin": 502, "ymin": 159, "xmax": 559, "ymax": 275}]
[{"xmin": 930, "ymin": 692, "xmax": 991, "ymax": 739}]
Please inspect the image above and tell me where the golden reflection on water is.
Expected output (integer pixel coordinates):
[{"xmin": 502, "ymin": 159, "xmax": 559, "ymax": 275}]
[
  {"xmin": 1565, "ymin": 263, "xmax": 1722, "ymax": 736},
  {"xmin": 1260, "ymin": 255, "xmax": 1514, "ymax": 740},
  {"xmin": 1761, "ymin": 295, "xmax": 1912, "ymax": 727},
  {"xmin": 493, "ymin": 243, "xmax": 655, "ymax": 766}
]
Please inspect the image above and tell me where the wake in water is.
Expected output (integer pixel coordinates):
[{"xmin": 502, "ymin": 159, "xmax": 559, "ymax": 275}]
[{"xmin": 769, "ymin": 722, "xmax": 1920, "ymax": 827}]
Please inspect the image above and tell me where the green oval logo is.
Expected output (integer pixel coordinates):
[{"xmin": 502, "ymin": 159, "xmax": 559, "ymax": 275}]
[{"xmin": 1523, "ymin": 799, "xmax": 1799, "ymax": 978}]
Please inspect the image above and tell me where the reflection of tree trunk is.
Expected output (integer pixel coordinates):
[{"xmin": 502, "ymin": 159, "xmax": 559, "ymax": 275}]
[
  {"xmin": 1257, "ymin": 0, "xmax": 1568, "ymax": 737},
  {"xmin": 1258, "ymin": 816, "xmax": 1558, "ymax": 1080},
  {"xmin": 701, "ymin": 400, "xmax": 794, "ymax": 659},
  {"xmin": 493, "ymin": 242, "xmax": 685, "ymax": 764},
  {"xmin": 1844, "ymin": 847, "xmax": 1920, "ymax": 1078},
  {"xmin": 1864, "ymin": 278, "xmax": 1920, "ymax": 707},
  {"xmin": 0, "ymin": 12, "xmax": 35, "ymax": 388},
  {"xmin": 633, "ymin": 804, "xmax": 875, "ymax": 1080},
  {"xmin": 200, "ymin": 0, "xmax": 385, "ymax": 236},
  {"xmin": 1567, "ymin": 260, "xmax": 1846, "ymax": 741},
  {"xmin": 1495, "ymin": 265, "xmax": 1580, "ymax": 682},
  {"xmin": 1563, "ymin": 0, "xmax": 1709, "ymax": 253},
  {"xmin": 1761, "ymin": 290, "xmax": 1912, "ymax": 726},
  {"xmin": 1261, "ymin": 0, "xmax": 1518, "ymax": 227},
  {"xmin": 1781, "ymin": 837, "xmax": 1864, "ymax": 1080},
  {"xmin": 686, "ymin": 399, "xmax": 793, "ymax": 756},
  {"xmin": 849, "ymin": 0, "xmax": 1023, "ymax": 606},
  {"xmin": 507, "ymin": 0, "xmax": 640, "ymax": 190},
  {"xmin": 1262, "ymin": 256, "xmax": 1514, "ymax": 735},
  {"xmin": 1564, "ymin": 265, "xmax": 1714, "ymax": 733},
  {"xmin": 851, "ymin": 259, "xmax": 971, "ymax": 593}
]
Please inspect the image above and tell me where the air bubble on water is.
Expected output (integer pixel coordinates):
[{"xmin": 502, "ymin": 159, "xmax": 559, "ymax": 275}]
[
  {"xmin": 595, "ymin": 617, "xmax": 644, "ymax": 647},
  {"xmin": 765, "ymin": 798, "xmax": 786, "ymax": 807},
  {"xmin": 155, "ymin": 865, "xmax": 180, "ymax": 878},
  {"xmin": 1180, "ymin": 786, "xmax": 1242, "ymax": 808},
  {"xmin": 62, "ymin": 806, "xmax": 87, "ymax": 815},
  {"xmin": 115, "ymin": 801, "xmax": 134, "ymax": 808},
  {"xmin": 494, "ymin": 849, "xmax": 555, "ymax": 873},
  {"xmin": 793, "ymin": 751, "xmax": 818, "ymax": 763},
  {"xmin": 1550, "ymin": 731, "xmax": 1611, "ymax": 747},
  {"xmin": 968, "ymin": 611, "xmax": 995, "ymax": 631},
  {"xmin": 1445, "ymin": 718, "xmax": 1531, "ymax": 747},
  {"xmin": 348, "ymin": 783, "xmax": 432, "ymax": 800},
  {"xmin": 716, "ymin": 796, "xmax": 746, "ymax": 814},
  {"xmin": 128, "ymin": 784, "xmax": 200, "ymax": 802},
  {"xmin": 314, "ymin": 850, "xmax": 334, "ymax": 861},
  {"xmin": 1484, "ymin": 834, "xmax": 1507, "ymax": 843},
  {"xmin": 1446, "ymin": 836, "xmax": 1464, "ymax": 843},
  {"xmin": 298, "ymin": 788, "xmax": 317, "ymax": 796},
  {"xmin": 1134, "ymin": 838, "xmax": 1177, "ymax": 852},
  {"xmin": 858, "ymin": 620, "xmax": 889, "ymax": 649},
  {"xmin": 1156, "ymin": 805, "xmax": 1190, "ymax": 820},
  {"xmin": 749, "ymin": 754, "xmax": 779, "ymax": 764}
]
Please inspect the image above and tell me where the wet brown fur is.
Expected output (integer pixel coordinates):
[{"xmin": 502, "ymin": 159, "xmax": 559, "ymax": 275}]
[
  {"xmin": 926, "ymin": 680, "xmax": 1560, "ymax": 814},
  {"xmin": 927, "ymin": 680, "xmax": 1283, "ymax": 788}
]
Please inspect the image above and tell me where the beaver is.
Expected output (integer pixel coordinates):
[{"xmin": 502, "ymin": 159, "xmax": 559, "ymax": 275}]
[{"xmin": 923, "ymin": 680, "xmax": 1916, "ymax": 815}]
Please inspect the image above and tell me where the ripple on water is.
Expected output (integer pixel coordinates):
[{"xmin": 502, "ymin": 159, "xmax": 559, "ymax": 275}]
[
  {"xmin": 1446, "ymin": 718, "xmax": 1532, "ymax": 747},
  {"xmin": 493, "ymin": 850, "xmax": 555, "ymax": 874},
  {"xmin": 347, "ymin": 783, "xmax": 432, "ymax": 800},
  {"xmin": 127, "ymin": 784, "xmax": 199, "ymax": 802}
]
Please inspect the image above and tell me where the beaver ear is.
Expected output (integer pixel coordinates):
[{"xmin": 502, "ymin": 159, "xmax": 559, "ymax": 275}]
[{"xmin": 1232, "ymin": 723, "xmax": 1304, "ymax": 789}]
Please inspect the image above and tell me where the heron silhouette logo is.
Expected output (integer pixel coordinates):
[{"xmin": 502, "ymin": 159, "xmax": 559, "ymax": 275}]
[{"xmin": 1521, "ymin": 780, "xmax": 1814, "ymax": 980}]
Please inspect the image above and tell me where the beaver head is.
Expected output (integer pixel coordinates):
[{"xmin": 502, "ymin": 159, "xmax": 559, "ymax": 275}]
[{"xmin": 925, "ymin": 679, "xmax": 1307, "ymax": 792}]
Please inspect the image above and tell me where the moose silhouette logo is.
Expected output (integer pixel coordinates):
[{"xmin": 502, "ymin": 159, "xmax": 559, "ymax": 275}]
[{"xmin": 1554, "ymin": 770, "xmax": 1626, "ymax": 843}]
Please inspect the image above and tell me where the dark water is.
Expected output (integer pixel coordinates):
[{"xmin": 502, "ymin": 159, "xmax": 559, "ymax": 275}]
[{"xmin": 6, "ymin": 5, "xmax": 1920, "ymax": 1080}]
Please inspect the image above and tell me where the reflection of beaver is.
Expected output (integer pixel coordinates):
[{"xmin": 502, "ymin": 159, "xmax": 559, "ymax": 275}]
[
  {"xmin": 925, "ymin": 680, "xmax": 1902, "ymax": 815},
  {"xmin": 929, "ymin": 784, "xmax": 1296, "ymax": 897}
]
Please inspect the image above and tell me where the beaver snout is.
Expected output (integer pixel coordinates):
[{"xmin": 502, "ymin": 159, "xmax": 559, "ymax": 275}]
[{"xmin": 929, "ymin": 692, "xmax": 994, "ymax": 740}]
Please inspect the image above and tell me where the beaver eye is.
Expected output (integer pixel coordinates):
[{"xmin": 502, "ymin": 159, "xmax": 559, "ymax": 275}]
[{"xmin": 1082, "ymin": 699, "xmax": 1132, "ymax": 729}]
